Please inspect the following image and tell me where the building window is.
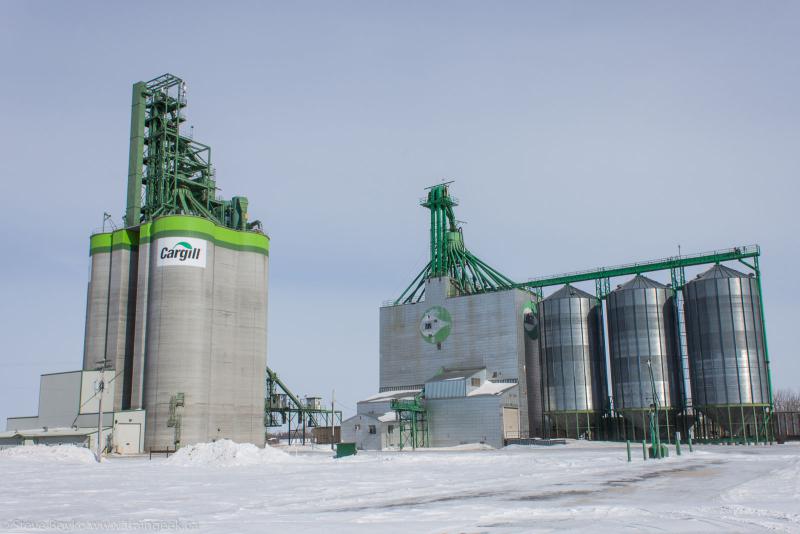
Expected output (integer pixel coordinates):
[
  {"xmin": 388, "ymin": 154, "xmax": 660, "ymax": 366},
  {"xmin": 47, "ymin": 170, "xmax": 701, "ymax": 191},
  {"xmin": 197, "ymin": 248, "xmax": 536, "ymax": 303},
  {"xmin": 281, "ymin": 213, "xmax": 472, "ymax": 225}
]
[
  {"xmin": 387, "ymin": 425, "xmax": 394, "ymax": 434},
  {"xmin": 471, "ymin": 378, "xmax": 481, "ymax": 387},
  {"xmin": 368, "ymin": 425, "xmax": 377, "ymax": 435},
  {"xmin": 354, "ymin": 424, "xmax": 361, "ymax": 431}
]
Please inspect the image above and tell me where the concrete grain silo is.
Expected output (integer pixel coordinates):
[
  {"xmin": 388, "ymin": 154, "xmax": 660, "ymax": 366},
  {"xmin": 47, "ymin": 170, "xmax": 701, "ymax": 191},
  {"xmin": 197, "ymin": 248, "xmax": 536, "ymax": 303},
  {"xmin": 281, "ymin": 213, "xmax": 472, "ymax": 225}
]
[
  {"xmin": 83, "ymin": 74, "xmax": 269, "ymax": 450},
  {"xmin": 83, "ymin": 229, "xmax": 139, "ymax": 412}
]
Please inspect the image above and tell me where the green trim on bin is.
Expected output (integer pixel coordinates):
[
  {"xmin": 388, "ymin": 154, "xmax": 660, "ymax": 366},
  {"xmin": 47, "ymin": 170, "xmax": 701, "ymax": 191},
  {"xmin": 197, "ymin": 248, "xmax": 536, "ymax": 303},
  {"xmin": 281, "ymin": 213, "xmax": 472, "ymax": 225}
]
[
  {"xmin": 90, "ymin": 215, "xmax": 269, "ymax": 256},
  {"xmin": 89, "ymin": 229, "xmax": 140, "ymax": 255}
]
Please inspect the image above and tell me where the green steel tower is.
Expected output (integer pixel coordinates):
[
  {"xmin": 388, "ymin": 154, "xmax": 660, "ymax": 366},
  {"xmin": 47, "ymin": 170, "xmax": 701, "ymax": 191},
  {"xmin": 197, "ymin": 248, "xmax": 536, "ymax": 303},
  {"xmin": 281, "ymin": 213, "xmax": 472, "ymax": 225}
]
[
  {"xmin": 396, "ymin": 183, "xmax": 516, "ymax": 304},
  {"xmin": 125, "ymin": 73, "xmax": 253, "ymax": 230}
]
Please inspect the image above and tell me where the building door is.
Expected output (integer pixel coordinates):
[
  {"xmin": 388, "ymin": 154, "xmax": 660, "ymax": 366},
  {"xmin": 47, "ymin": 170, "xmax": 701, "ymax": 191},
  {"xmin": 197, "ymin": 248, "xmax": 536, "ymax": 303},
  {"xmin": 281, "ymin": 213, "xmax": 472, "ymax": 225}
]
[
  {"xmin": 503, "ymin": 407, "xmax": 519, "ymax": 439},
  {"xmin": 114, "ymin": 423, "xmax": 141, "ymax": 454}
]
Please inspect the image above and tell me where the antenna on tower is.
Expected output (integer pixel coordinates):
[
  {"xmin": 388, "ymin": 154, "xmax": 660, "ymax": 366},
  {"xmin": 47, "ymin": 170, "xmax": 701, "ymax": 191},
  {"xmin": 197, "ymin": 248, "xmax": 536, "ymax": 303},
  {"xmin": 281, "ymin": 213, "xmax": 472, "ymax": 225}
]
[{"xmin": 102, "ymin": 212, "xmax": 118, "ymax": 232}]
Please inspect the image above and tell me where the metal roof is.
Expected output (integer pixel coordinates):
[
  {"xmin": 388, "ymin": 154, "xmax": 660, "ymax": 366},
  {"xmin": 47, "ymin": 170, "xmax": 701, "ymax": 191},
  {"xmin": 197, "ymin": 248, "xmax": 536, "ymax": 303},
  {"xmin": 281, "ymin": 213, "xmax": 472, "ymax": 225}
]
[
  {"xmin": 361, "ymin": 389, "xmax": 421, "ymax": 403},
  {"xmin": 545, "ymin": 284, "xmax": 595, "ymax": 301},
  {"xmin": 617, "ymin": 274, "xmax": 667, "ymax": 290},
  {"xmin": 696, "ymin": 264, "xmax": 749, "ymax": 280},
  {"xmin": 0, "ymin": 427, "xmax": 100, "ymax": 439},
  {"xmin": 378, "ymin": 411, "xmax": 397, "ymax": 423},
  {"xmin": 467, "ymin": 382, "xmax": 517, "ymax": 397},
  {"xmin": 426, "ymin": 367, "xmax": 485, "ymax": 383}
]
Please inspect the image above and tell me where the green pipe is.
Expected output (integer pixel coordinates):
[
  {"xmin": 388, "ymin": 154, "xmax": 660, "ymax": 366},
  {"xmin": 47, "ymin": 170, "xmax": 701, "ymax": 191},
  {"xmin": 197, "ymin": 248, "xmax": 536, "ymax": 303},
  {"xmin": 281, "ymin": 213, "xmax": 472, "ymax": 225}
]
[
  {"xmin": 429, "ymin": 197, "xmax": 435, "ymax": 274},
  {"xmin": 434, "ymin": 206, "xmax": 441, "ymax": 275},
  {"xmin": 395, "ymin": 262, "xmax": 431, "ymax": 305},
  {"xmin": 125, "ymin": 81, "xmax": 147, "ymax": 226},
  {"xmin": 469, "ymin": 253, "xmax": 515, "ymax": 286},
  {"xmin": 439, "ymin": 206, "xmax": 445, "ymax": 274},
  {"xmin": 753, "ymin": 257, "xmax": 775, "ymax": 414},
  {"xmin": 266, "ymin": 367, "xmax": 304, "ymax": 413}
]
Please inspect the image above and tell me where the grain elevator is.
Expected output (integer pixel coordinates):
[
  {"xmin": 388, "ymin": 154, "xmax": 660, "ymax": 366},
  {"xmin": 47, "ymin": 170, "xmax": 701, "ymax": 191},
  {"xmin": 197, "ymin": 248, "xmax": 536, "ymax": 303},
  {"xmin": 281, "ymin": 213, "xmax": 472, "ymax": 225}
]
[
  {"xmin": 344, "ymin": 183, "xmax": 776, "ymax": 450},
  {"xmin": 88, "ymin": 74, "xmax": 269, "ymax": 450},
  {"xmin": 344, "ymin": 184, "xmax": 543, "ymax": 449},
  {"xmin": 6, "ymin": 74, "xmax": 269, "ymax": 452}
]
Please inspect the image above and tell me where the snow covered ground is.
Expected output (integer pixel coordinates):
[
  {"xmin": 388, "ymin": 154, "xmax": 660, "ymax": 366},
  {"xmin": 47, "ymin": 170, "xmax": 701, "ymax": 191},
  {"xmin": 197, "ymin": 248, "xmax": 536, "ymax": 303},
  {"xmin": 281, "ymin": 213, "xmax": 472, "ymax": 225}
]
[{"xmin": 1, "ymin": 440, "xmax": 798, "ymax": 533}]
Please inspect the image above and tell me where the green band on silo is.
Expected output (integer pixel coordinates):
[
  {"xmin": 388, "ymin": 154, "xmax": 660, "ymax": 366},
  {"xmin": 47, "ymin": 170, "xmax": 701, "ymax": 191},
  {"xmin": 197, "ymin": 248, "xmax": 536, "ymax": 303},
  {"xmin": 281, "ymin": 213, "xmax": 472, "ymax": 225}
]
[
  {"xmin": 89, "ymin": 228, "xmax": 140, "ymax": 255},
  {"xmin": 90, "ymin": 215, "xmax": 269, "ymax": 256},
  {"xmin": 141, "ymin": 215, "xmax": 270, "ymax": 255}
]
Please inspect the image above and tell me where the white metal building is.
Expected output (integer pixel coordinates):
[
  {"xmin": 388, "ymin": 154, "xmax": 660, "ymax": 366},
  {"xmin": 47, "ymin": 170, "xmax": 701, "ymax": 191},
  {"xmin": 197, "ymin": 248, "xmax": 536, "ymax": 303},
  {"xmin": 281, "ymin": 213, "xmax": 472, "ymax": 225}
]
[
  {"xmin": 347, "ymin": 367, "xmax": 520, "ymax": 450},
  {"xmin": 341, "ymin": 390, "xmax": 419, "ymax": 450},
  {"xmin": 379, "ymin": 277, "xmax": 541, "ymax": 439},
  {"xmin": 360, "ymin": 272, "xmax": 540, "ymax": 450},
  {"xmin": 4, "ymin": 370, "xmax": 145, "ymax": 454},
  {"xmin": 425, "ymin": 367, "xmax": 519, "ymax": 448}
]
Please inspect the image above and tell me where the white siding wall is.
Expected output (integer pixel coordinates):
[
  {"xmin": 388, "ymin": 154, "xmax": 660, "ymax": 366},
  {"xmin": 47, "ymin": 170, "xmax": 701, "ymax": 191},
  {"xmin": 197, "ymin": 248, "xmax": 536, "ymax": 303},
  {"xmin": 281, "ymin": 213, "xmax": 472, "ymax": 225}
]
[
  {"xmin": 37, "ymin": 373, "xmax": 82, "ymax": 428},
  {"xmin": 427, "ymin": 396, "xmax": 505, "ymax": 448},
  {"xmin": 357, "ymin": 400, "xmax": 393, "ymax": 418},
  {"xmin": 379, "ymin": 282, "xmax": 541, "ymax": 437},
  {"xmin": 340, "ymin": 415, "xmax": 382, "ymax": 450}
]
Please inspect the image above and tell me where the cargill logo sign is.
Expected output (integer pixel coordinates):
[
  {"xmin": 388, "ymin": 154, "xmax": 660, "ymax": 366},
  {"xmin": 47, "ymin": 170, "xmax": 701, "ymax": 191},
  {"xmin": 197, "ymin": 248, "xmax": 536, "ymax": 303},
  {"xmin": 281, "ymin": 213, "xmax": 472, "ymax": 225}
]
[
  {"xmin": 161, "ymin": 241, "xmax": 200, "ymax": 261},
  {"xmin": 156, "ymin": 237, "xmax": 207, "ymax": 268}
]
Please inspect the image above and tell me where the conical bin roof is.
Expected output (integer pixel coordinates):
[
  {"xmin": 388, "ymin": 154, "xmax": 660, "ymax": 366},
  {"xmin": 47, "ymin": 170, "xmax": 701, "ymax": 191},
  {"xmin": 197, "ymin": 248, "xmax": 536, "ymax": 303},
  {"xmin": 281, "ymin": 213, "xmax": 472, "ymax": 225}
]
[
  {"xmin": 694, "ymin": 264, "xmax": 749, "ymax": 281},
  {"xmin": 616, "ymin": 274, "xmax": 667, "ymax": 291},
  {"xmin": 544, "ymin": 284, "xmax": 595, "ymax": 301}
]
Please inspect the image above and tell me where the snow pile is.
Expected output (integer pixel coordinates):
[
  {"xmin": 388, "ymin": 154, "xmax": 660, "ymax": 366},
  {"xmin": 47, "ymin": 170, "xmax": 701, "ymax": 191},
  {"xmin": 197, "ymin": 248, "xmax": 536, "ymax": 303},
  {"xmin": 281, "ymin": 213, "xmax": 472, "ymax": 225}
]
[
  {"xmin": 432, "ymin": 443, "xmax": 495, "ymax": 451},
  {"xmin": 0, "ymin": 444, "xmax": 97, "ymax": 464},
  {"xmin": 168, "ymin": 439, "xmax": 291, "ymax": 466},
  {"xmin": 383, "ymin": 442, "xmax": 496, "ymax": 452}
]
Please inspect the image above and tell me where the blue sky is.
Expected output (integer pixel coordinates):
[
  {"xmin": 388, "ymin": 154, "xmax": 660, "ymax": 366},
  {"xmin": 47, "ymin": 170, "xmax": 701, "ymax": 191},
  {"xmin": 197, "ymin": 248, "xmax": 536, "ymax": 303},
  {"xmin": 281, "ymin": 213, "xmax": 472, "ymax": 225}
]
[{"xmin": 1, "ymin": 2, "xmax": 798, "ymax": 423}]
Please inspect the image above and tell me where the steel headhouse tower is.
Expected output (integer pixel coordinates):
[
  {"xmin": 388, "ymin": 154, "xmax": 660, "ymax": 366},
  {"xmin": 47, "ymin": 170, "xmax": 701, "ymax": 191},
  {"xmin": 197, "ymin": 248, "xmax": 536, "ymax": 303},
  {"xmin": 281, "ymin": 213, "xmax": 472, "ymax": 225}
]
[{"xmin": 381, "ymin": 183, "xmax": 543, "ymax": 441}]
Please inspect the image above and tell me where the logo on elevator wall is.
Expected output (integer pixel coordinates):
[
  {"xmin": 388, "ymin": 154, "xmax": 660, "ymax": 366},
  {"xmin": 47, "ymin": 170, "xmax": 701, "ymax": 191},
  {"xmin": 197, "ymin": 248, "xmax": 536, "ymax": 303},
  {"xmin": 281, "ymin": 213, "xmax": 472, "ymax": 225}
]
[
  {"xmin": 156, "ymin": 237, "xmax": 207, "ymax": 268},
  {"xmin": 419, "ymin": 306, "xmax": 452, "ymax": 344},
  {"xmin": 522, "ymin": 300, "xmax": 539, "ymax": 340}
]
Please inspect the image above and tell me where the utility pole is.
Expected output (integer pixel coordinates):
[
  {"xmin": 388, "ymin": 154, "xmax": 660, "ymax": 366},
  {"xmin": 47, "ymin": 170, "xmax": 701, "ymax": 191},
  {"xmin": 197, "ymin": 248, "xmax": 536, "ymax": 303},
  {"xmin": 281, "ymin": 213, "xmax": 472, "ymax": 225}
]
[
  {"xmin": 95, "ymin": 358, "xmax": 111, "ymax": 462},
  {"xmin": 331, "ymin": 389, "xmax": 336, "ymax": 451}
]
